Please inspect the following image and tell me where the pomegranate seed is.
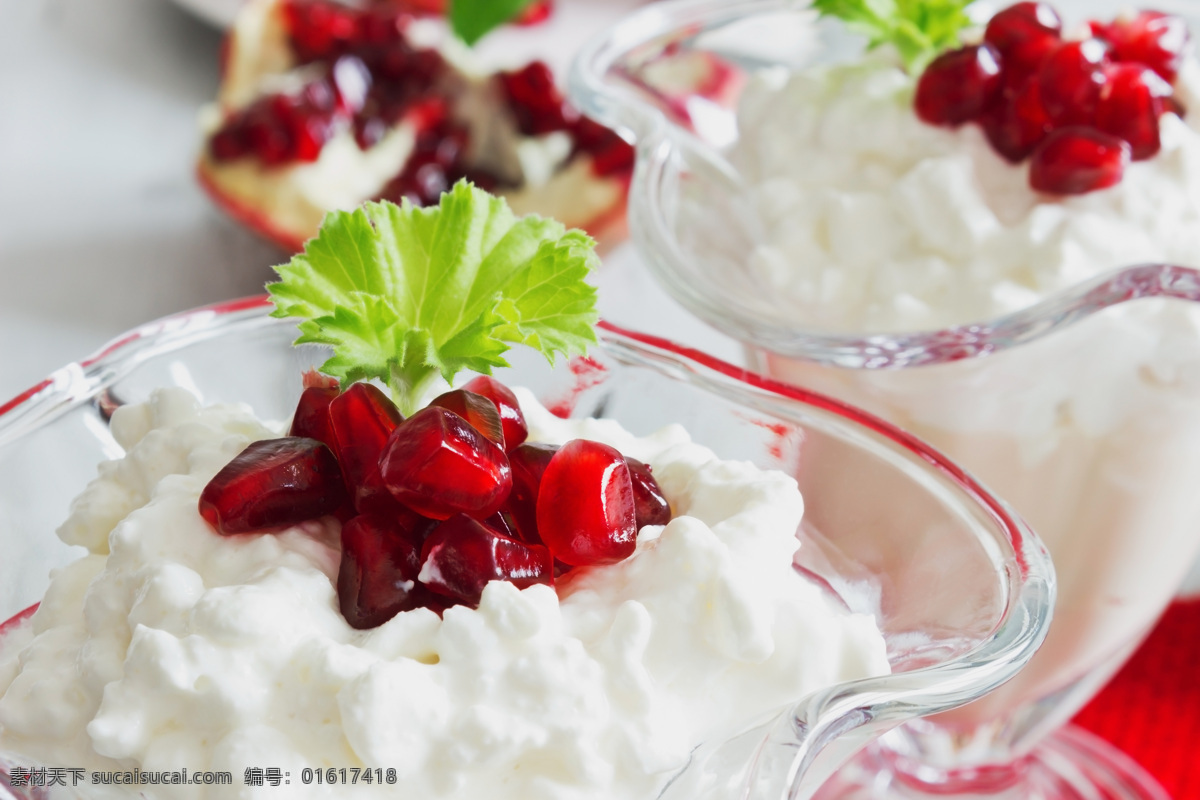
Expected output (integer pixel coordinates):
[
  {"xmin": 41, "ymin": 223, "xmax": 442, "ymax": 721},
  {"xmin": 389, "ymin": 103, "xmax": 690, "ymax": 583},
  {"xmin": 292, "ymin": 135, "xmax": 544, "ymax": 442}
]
[
  {"xmin": 515, "ymin": 0, "xmax": 554, "ymax": 26},
  {"xmin": 535, "ymin": 440, "xmax": 636, "ymax": 567},
  {"xmin": 500, "ymin": 62, "xmax": 570, "ymax": 135},
  {"xmin": 1093, "ymin": 11, "xmax": 1190, "ymax": 83},
  {"xmin": 915, "ymin": 44, "xmax": 1004, "ymax": 126},
  {"xmin": 483, "ymin": 510, "xmax": 520, "ymax": 540},
  {"xmin": 289, "ymin": 385, "xmax": 339, "ymax": 450},
  {"xmin": 283, "ymin": 0, "xmax": 360, "ymax": 63},
  {"xmin": 209, "ymin": 128, "xmax": 246, "ymax": 161},
  {"xmin": 419, "ymin": 514, "xmax": 554, "ymax": 607},
  {"xmin": 984, "ymin": 2, "xmax": 1063, "ymax": 80},
  {"xmin": 380, "ymin": 406, "xmax": 513, "ymax": 520},
  {"xmin": 626, "ymin": 458, "xmax": 671, "ymax": 528},
  {"xmin": 462, "ymin": 376, "xmax": 528, "ymax": 449},
  {"xmin": 337, "ymin": 511, "xmax": 433, "ymax": 629},
  {"xmin": 505, "ymin": 443, "xmax": 559, "ymax": 544},
  {"xmin": 1030, "ymin": 127, "xmax": 1130, "ymax": 194},
  {"xmin": 302, "ymin": 369, "xmax": 339, "ymax": 390},
  {"xmin": 329, "ymin": 383, "xmax": 404, "ymax": 514},
  {"xmin": 199, "ymin": 438, "xmax": 348, "ymax": 535},
  {"xmin": 210, "ymin": 79, "xmax": 341, "ymax": 166},
  {"xmin": 571, "ymin": 117, "xmax": 635, "ymax": 177},
  {"xmin": 981, "ymin": 76, "xmax": 1054, "ymax": 162},
  {"xmin": 429, "ymin": 389, "xmax": 505, "ymax": 447},
  {"xmin": 1039, "ymin": 39, "xmax": 1110, "ymax": 127},
  {"xmin": 1095, "ymin": 63, "xmax": 1172, "ymax": 160}
]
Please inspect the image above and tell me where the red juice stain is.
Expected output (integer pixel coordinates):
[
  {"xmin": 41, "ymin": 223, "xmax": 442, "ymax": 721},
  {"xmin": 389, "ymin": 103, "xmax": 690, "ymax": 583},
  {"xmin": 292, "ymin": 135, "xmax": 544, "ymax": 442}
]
[{"xmin": 545, "ymin": 356, "xmax": 609, "ymax": 419}]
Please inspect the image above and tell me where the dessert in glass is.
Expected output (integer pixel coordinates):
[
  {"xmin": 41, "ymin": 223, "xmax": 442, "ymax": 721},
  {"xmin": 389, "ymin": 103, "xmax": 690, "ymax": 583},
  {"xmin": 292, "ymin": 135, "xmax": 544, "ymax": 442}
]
[
  {"xmin": 0, "ymin": 298, "xmax": 1052, "ymax": 799},
  {"xmin": 570, "ymin": 0, "xmax": 1200, "ymax": 796}
]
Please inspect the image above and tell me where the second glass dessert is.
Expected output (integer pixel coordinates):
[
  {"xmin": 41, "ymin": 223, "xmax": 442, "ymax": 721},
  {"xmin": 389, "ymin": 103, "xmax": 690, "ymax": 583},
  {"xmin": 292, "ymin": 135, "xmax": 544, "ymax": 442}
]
[{"xmin": 571, "ymin": 0, "xmax": 1200, "ymax": 797}]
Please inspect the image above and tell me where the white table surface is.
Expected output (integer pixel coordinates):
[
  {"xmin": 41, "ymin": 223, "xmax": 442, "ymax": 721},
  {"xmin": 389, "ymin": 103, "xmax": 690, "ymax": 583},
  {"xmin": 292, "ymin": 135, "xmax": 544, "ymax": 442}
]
[{"xmin": 1, "ymin": 0, "xmax": 1197, "ymax": 594}]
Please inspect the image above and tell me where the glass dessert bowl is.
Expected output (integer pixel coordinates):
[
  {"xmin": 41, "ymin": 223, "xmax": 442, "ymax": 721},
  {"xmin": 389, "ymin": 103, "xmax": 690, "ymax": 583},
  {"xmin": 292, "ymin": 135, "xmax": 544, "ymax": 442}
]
[
  {"xmin": 569, "ymin": 0, "xmax": 1200, "ymax": 797},
  {"xmin": 0, "ymin": 298, "xmax": 1051, "ymax": 799}
]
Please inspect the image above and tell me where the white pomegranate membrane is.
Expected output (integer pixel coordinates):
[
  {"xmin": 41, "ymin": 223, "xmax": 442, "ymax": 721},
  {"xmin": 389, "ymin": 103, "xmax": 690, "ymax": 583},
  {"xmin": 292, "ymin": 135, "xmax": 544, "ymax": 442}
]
[{"xmin": 0, "ymin": 388, "xmax": 888, "ymax": 799}]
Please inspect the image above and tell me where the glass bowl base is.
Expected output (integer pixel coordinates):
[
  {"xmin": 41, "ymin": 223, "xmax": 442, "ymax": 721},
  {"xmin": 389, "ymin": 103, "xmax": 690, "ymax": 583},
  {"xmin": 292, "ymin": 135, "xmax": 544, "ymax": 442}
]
[{"xmin": 814, "ymin": 725, "xmax": 1169, "ymax": 800}]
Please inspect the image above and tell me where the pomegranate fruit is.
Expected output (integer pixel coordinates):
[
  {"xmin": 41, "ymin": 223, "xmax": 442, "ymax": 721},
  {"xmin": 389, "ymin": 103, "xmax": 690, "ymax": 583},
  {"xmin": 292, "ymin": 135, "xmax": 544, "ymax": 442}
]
[
  {"xmin": 626, "ymin": 458, "xmax": 672, "ymax": 528},
  {"xmin": 338, "ymin": 511, "xmax": 431, "ymax": 629},
  {"xmin": 1030, "ymin": 127, "xmax": 1130, "ymax": 194},
  {"xmin": 915, "ymin": 45, "xmax": 1004, "ymax": 126},
  {"xmin": 429, "ymin": 389, "xmax": 506, "ymax": 447},
  {"xmin": 535, "ymin": 439, "xmax": 637, "ymax": 567},
  {"xmin": 984, "ymin": 2, "xmax": 1063, "ymax": 81},
  {"xmin": 462, "ymin": 375, "xmax": 528, "ymax": 449},
  {"xmin": 1095, "ymin": 63, "xmax": 1172, "ymax": 160},
  {"xmin": 380, "ymin": 406, "xmax": 513, "ymax": 520},
  {"xmin": 419, "ymin": 514, "xmax": 554, "ymax": 606},
  {"xmin": 289, "ymin": 385, "xmax": 339, "ymax": 450},
  {"xmin": 506, "ymin": 442, "xmax": 559, "ymax": 544},
  {"xmin": 1093, "ymin": 10, "xmax": 1192, "ymax": 83},
  {"xmin": 329, "ymin": 382, "xmax": 404, "ymax": 514},
  {"xmin": 199, "ymin": 438, "xmax": 348, "ymax": 535}
]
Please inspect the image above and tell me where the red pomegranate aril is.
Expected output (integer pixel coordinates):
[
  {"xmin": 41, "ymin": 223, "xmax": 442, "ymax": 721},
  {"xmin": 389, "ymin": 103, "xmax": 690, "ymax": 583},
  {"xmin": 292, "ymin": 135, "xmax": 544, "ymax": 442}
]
[
  {"xmin": 571, "ymin": 117, "xmax": 635, "ymax": 177},
  {"xmin": 429, "ymin": 389, "xmax": 505, "ymax": 447},
  {"xmin": 915, "ymin": 44, "xmax": 1004, "ymax": 126},
  {"xmin": 329, "ymin": 383, "xmax": 404, "ymax": 513},
  {"xmin": 1030, "ymin": 127, "xmax": 1130, "ymax": 194},
  {"xmin": 500, "ymin": 62, "xmax": 570, "ymax": 135},
  {"xmin": 984, "ymin": 2, "xmax": 1063, "ymax": 79},
  {"xmin": 289, "ymin": 385, "xmax": 339, "ymax": 450},
  {"xmin": 199, "ymin": 438, "xmax": 348, "ymax": 535},
  {"xmin": 1095, "ymin": 63, "xmax": 1172, "ymax": 160},
  {"xmin": 283, "ymin": 0, "xmax": 360, "ymax": 63},
  {"xmin": 302, "ymin": 369, "xmax": 339, "ymax": 390},
  {"xmin": 626, "ymin": 458, "xmax": 671, "ymax": 528},
  {"xmin": 505, "ymin": 442, "xmax": 559, "ymax": 544},
  {"xmin": 982, "ymin": 76, "xmax": 1054, "ymax": 162},
  {"xmin": 338, "ymin": 512, "xmax": 429, "ymax": 629},
  {"xmin": 380, "ymin": 406, "xmax": 513, "ymax": 520},
  {"xmin": 1039, "ymin": 39, "xmax": 1110, "ymax": 127},
  {"xmin": 536, "ymin": 439, "xmax": 636, "ymax": 567},
  {"xmin": 1093, "ymin": 11, "xmax": 1191, "ymax": 83},
  {"xmin": 209, "ymin": 128, "xmax": 246, "ymax": 161},
  {"xmin": 462, "ymin": 375, "xmax": 528, "ymax": 449},
  {"xmin": 419, "ymin": 514, "xmax": 554, "ymax": 607}
]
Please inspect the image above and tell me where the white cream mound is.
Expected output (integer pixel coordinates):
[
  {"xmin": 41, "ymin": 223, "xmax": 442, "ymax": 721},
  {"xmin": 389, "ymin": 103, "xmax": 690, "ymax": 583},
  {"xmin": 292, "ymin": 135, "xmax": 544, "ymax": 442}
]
[
  {"xmin": 0, "ymin": 387, "xmax": 888, "ymax": 800},
  {"xmin": 732, "ymin": 54, "xmax": 1200, "ymax": 332}
]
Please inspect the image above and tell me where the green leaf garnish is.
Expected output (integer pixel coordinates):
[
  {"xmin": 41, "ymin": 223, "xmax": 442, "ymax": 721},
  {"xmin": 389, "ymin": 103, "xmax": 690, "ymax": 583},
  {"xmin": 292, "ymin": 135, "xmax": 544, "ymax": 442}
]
[
  {"xmin": 449, "ymin": 0, "xmax": 534, "ymax": 46},
  {"xmin": 813, "ymin": 0, "xmax": 974, "ymax": 73},
  {"xmin": 268, "ymin": 181, "xmax": 599, "ymax": 414}
]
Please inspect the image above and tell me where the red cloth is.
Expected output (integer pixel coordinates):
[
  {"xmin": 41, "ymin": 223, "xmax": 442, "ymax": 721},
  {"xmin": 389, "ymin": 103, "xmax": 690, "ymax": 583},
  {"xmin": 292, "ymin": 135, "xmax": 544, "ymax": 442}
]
[{"xmin": 1073, "ymin": 598, "xmax": 1200, "ymax": 799}]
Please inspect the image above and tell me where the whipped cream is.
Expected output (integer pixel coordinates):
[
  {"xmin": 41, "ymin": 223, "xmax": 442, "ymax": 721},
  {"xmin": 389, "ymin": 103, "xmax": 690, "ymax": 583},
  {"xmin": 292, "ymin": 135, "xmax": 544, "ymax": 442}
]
[
  {"xmin": 732, "ymin": 54, "xmax": 1200, "ymax": 333},
  {"xmin": 0, "ymin": 388, "xmax": 888, "ymax": 799},
  {"xmin": 718, "ymin": 49, "xmax": 1200, "ymax": 729}
]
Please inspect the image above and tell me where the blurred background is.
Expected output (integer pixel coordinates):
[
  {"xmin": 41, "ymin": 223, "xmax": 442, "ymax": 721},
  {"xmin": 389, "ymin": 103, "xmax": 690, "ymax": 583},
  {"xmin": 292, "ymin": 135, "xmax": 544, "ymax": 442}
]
[{"xmin": 0, "ymin": 0, "xmax": 738, "ymax": 405}]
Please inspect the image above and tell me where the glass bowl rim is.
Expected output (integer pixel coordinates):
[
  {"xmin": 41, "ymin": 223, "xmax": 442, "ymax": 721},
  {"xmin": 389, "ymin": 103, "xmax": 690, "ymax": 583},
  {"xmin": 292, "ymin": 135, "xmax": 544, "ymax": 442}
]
[{"xmin": 567, "ymin": 0, "xmax": 1200, "ymax": 369}]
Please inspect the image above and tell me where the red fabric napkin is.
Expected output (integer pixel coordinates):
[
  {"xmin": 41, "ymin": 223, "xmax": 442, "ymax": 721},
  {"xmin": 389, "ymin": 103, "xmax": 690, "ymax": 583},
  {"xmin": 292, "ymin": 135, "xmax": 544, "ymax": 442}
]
[{"xmin": 1074, "ymin": 598, "xmax": 1200, "ymax": 799}]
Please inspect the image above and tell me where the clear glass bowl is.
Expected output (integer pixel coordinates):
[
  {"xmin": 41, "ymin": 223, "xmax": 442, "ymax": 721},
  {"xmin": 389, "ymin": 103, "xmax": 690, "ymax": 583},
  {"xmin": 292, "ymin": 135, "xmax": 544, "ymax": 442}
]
[
  {"xmin": 568, "ymin": 1, "xmax": 1198, "ymax": 797},
  {"xmin": 0, "ymin": 298, "xmax": 1052, "ymax": 800}
]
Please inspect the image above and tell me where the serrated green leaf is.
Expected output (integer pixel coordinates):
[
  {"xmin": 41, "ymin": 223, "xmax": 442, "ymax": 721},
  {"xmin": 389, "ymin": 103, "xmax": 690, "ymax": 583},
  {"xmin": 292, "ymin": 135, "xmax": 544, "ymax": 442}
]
[
  {"xmin": 266, "ymin": 181, "xmax": 599, "ymax": 414},
  {"xmin": 813, "ymin": 0, "xmax": 972, "ymax": 72},
  {"xmin": 449, "ymin": 0, "xmax": 533, "ymax": 45}
]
